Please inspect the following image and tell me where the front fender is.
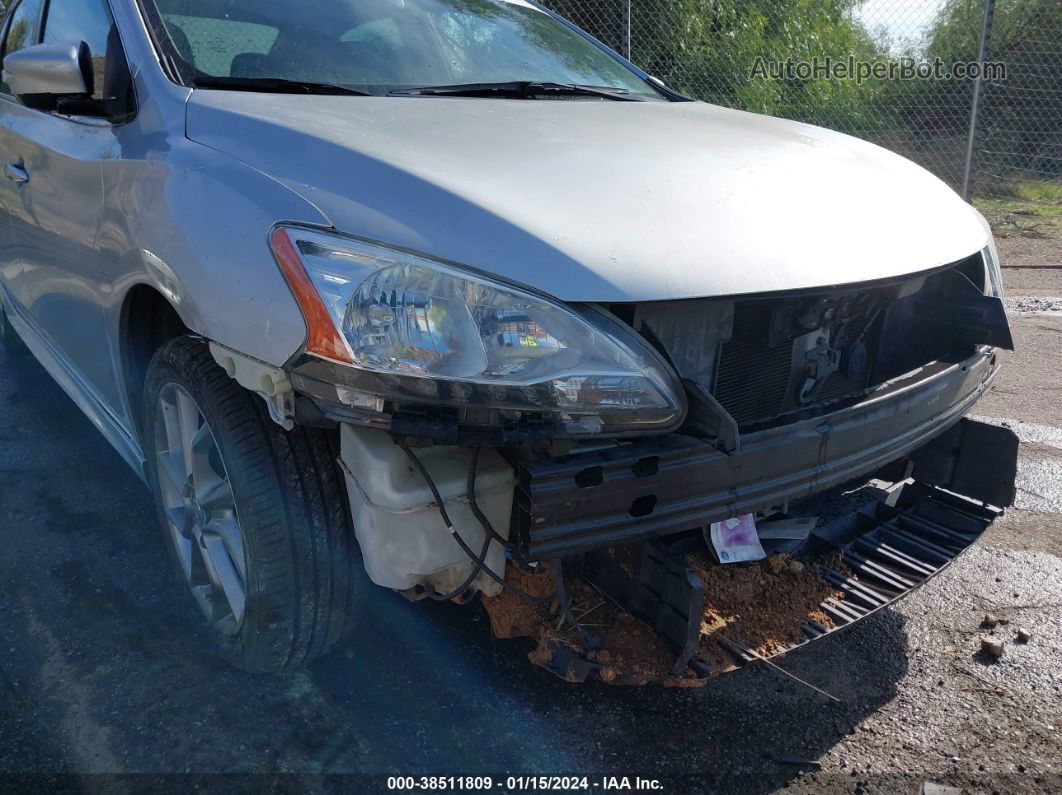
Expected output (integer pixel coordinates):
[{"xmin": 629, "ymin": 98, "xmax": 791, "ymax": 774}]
[{"xmin": 102, "ymin": 138, "xmax": 326, "ymax": 367}]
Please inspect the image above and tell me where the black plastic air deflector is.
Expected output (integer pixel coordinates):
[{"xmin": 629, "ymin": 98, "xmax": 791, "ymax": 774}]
[
  {"xmin": 547, "ymin": 479, "xmax": 1003, "ymax": 682},
  {"xmin": 583, "ymin": 545, "xmax": 704, "ymax": 675},
  {"xmin": 533, "ymin": 420, "xmax": 1018, "ymax": 682},
  {"xmin": 908, "ymin": 418, "xmax": 1018, "ymax": 509}
]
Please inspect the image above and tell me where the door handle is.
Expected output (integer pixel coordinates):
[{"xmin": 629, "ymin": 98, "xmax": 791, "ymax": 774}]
[{"xmin": 4, "ymin": 163, "xmax": 28, "ymax": 184}]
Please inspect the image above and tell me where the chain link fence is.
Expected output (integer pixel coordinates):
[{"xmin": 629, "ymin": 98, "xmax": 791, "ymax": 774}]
[{"xmin": 543, "ymin": 0, "xmax": 1061, "ymax": 203}]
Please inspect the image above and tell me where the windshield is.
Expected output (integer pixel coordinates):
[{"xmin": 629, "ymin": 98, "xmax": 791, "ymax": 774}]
[{"xmin": 145, "ymin": 0, "xmax": 663, "ymax": 98}]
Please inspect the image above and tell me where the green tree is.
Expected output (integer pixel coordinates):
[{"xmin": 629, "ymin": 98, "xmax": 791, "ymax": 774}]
[
  {"xmin": 891, "ymin": 0, "xmax": 1061, "ymax": 185},
  {"xmin": 549, "ymin": 0, "xmax": 886, "ymax": 131}
]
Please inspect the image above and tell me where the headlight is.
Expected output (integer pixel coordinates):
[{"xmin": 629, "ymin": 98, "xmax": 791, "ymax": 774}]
[
  {"xmin": 271, "ymin": 226, "xmax": 685, "ymax": 436},
  {"xmin": 982, "ymin": 242, "xmax": 1004, "ymax": 299}
]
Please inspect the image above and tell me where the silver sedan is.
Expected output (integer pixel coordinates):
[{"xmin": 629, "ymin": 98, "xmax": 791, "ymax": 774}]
[{"xmin": 0, "ymin": 0, "xmax": 1011, "ymax": 675}]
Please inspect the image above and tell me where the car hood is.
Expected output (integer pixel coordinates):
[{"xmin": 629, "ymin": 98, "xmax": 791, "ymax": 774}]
[{"xmin": 186, "ymin": 93, "xmax": 989, "ymax": 302}]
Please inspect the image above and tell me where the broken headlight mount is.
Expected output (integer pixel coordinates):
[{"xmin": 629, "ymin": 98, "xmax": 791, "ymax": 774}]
[{"xmin": 271, "ymin": 225, "xmax": 687, "ymax": 444}]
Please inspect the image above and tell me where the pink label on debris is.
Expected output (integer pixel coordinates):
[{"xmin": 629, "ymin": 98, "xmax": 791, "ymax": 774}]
[{"xmin": 709, "ymin": 513, "xmax": 766, "ymax": 564}]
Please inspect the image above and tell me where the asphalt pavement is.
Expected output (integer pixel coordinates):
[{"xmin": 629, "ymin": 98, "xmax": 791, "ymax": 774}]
[{"xmin": 0, "ymin": 267, "xmax": 1059, "ymax": 794}]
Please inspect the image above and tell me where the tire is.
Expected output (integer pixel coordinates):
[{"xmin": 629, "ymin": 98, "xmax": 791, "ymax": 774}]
[
  {"xmin": 143, "ymin": 335, "xmax": 368, "ymax": 672},
  {"xmin": 0, "ymin": 299, "xmax": 26, "ymax": 352}
]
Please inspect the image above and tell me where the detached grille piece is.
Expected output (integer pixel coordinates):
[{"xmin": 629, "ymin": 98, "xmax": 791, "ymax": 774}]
[{"xmin": 535, "ymin": 478, "xmax": 1004, "ymax": 684}]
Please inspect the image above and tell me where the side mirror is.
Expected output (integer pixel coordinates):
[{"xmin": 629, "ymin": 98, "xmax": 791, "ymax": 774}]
[{"xmin": 2, "ymin": 41, "xmax": 93, "ymax": 111}]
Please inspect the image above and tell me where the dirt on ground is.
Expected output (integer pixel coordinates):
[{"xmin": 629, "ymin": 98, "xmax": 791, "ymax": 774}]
[
  {"xmin": 688, "ymin": 552, "xmax": 847, "ymax": 669},
  {"xmin": 482, "ymin": 551, "xmax": 848, "ymax": 687},
  {"xmin": 483, "ymin": 566, "xmax": 682, "ymax": 686},
  {"xmin": 481, "ymin": 564, "xmax": 555, "ymax": 640},
  {"xmin": 976, "ymin": 194, "xmax": 1062, "ymax": 269}
]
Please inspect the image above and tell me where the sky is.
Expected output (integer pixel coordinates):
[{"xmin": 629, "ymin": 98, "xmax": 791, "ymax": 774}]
[{"xmin": 853, "ymin": 0, "xmax": 951, "ymax": 54}]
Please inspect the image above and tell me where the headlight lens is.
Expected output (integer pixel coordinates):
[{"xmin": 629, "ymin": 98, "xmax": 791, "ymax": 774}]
[
  {"xmin": 271, "ymin": 226, "xmax": 684, "ymax": 435},
  {"xmin": 982, "ymin": 242, "xmax": 1004, "ymax": 299}
]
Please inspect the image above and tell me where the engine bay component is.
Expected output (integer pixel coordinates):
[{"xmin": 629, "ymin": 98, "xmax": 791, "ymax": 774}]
[
  {"xmin": 636, "ymin": 254, "xmax": 1009, "ymax": 432},
  {"xmin": 339, "ymin": 424, "xmax": 515, "ymax": 596}
]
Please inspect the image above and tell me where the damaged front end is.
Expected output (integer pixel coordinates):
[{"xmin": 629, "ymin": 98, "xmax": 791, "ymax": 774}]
[
  {"xmin": 498, "ymin": 419, "xmax": 1017, "ymax": 685},
  {"xmin": 272, "ymin": 241, "xmax": 1017, "ymax": 684}
]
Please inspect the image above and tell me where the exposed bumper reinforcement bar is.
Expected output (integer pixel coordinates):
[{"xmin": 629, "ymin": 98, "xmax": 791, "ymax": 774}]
[{"xmin": 515, "ymin": 351, "xmax": 999, "ymax": 563}]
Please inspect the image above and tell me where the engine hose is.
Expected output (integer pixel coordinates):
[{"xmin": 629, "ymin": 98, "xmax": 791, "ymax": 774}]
[{"xmin": 400, "ymin": 445, "xmax": 551, "ymax": 606}]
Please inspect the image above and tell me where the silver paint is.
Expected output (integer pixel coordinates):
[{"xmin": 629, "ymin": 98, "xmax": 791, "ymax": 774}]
[
  {"xmin": 0, "ymin": 0, "xmax": 994, "ymax": 475},
  {"xmin": 186, "ymin": 93, "xmax": 992, "ymax": 301},
  {"xmin": 1, "ymin": 42, "xmax": 89, "ymax": 97},
  {"xmin": 154, "ymin": 381, "xmax": 247, "ymax": 634}
]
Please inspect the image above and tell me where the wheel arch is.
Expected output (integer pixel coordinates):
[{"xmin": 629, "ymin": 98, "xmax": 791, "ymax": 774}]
[{"xmin": 119, "ymin": 283, "xmax": 192, "ymax": 444}]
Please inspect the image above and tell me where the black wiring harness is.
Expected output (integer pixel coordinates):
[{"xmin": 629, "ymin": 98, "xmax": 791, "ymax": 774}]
[{"xmin": 400, "ymin": 445, "xmax": 551, "ymax": 606}]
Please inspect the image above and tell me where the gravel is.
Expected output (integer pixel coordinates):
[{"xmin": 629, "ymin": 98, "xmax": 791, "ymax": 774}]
[{"xmin": 1003, "ymin": 296, "xmax": 1062, "ymax": 316}]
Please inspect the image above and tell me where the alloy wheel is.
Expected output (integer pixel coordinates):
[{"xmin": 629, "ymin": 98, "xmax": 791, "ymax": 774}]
[{"xmin": 154, "ymin": 383, "xmax": 248, "ymax": 635}]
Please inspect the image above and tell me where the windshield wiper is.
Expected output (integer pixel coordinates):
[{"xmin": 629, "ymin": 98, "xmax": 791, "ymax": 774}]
[
  {"xmin": 389, "ymin": 81, "xmax": 642, "ymax": 101},
  {"xmin": 192, "ymin": 76, "xmax": 371, "ymax": 96}
]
